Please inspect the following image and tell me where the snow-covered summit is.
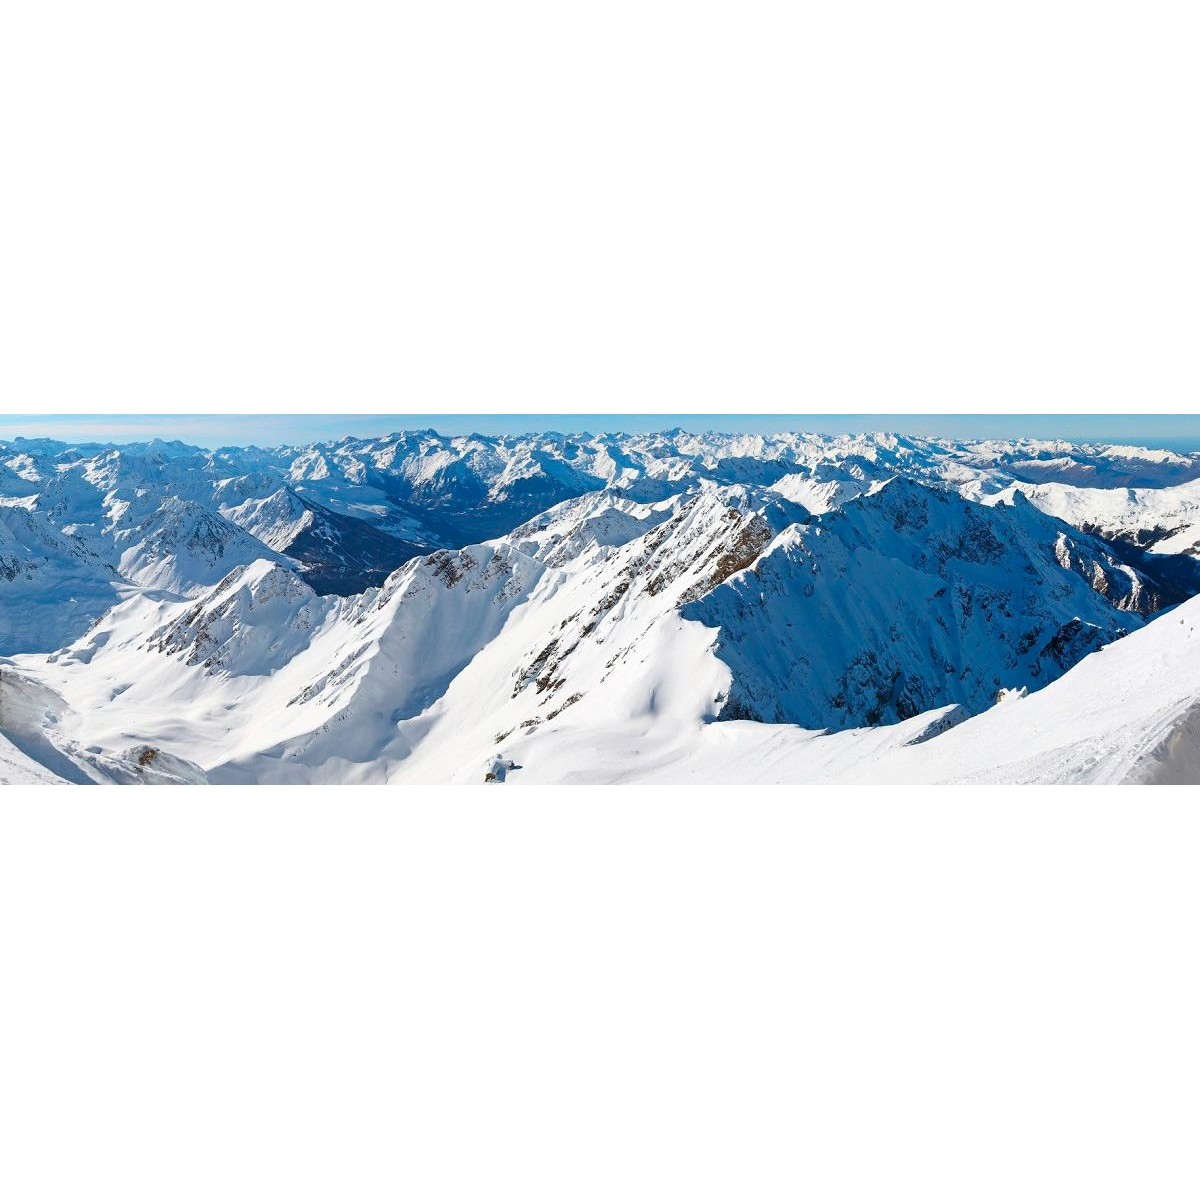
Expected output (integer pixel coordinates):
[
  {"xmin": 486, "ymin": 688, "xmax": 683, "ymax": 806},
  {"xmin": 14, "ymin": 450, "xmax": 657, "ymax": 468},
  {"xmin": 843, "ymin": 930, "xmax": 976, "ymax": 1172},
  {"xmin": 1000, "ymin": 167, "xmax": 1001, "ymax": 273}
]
[
  {"xmin": 146, "ymin": 560, "xmax": 328, "ymax": 675},
  {"xmin": 114, "ymin": 498, "xmax": 293, "ymax": 596}
]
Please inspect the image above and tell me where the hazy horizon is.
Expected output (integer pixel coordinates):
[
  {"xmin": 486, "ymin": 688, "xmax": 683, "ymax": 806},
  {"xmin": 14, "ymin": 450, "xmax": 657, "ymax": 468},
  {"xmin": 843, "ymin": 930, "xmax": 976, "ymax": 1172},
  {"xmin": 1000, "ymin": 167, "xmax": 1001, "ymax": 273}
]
[{"xmin": 2, "ymin": 413, "xmax": 1199, "ymax": 452}]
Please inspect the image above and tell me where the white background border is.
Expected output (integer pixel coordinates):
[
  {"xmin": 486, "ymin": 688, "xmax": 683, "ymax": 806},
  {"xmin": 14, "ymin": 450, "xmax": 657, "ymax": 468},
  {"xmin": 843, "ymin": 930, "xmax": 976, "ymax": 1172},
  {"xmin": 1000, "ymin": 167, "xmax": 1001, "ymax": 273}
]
[
  {"xmin": 3, "ymin": 3, "xmax": 1198, "ymax": 411},
  {"xmin": 4, "ymin": 790, "xmax": 1199, "ymax": 1198},
  {"xmin": 4, "ymin": 0, "xmax": 1200, "ymax": 1194}
]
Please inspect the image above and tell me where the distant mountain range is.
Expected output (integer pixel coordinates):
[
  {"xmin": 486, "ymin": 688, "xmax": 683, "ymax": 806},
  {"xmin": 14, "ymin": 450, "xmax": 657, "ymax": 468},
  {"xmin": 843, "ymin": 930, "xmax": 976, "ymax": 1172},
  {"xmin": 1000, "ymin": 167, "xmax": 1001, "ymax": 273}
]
[{"xmin": 2, "ymin": 429, "xmax": 1199, "ymax": 784}]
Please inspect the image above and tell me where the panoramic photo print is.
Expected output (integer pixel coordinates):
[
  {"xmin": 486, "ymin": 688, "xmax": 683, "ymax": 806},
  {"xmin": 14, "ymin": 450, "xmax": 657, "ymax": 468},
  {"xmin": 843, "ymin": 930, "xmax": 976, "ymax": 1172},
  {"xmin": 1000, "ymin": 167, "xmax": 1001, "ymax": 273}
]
[{"xmin": 1, "ymin": 414, "xmax": 1198, "ymax": 785}]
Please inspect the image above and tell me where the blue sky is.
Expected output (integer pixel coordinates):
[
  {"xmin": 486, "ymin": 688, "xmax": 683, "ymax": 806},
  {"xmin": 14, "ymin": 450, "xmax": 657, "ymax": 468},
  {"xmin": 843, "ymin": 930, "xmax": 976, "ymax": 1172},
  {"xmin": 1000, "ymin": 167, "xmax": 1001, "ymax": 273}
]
[{"xmin": 1, "ymin": 413, "xmax": 1199, "ymax": 450}]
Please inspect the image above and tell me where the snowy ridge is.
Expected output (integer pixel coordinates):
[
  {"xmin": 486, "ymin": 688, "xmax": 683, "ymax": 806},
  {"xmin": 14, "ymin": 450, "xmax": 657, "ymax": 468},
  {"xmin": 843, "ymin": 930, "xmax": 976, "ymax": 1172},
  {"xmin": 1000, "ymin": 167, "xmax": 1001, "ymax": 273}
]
[
  {"xmin": 113, "ymin": 498, "xmax": 293, "ymax": 596},
  {"xmin": 220, "ymin": 488, "xmax": 428, "ymax": 593},
  {"xmin": 983, "ymin": 477, "xmax": 1200, "ymax": 558},
  {"xmin": 686, "ymin": 479, "xmax": 1159, "ymax": 730},
  {"xmin": 146, "ymin": 560, "xmax": 329, "ymax": 674}
]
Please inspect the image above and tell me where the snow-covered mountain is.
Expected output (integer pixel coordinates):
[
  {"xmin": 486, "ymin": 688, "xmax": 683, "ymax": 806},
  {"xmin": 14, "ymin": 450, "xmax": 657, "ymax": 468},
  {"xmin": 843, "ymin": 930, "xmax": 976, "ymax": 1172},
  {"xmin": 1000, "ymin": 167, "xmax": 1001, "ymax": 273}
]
[
  {"xmin": 688, "ymin": 480, "xmax": 1160, "ymax": 729},
  {"xmin": 220, "ymin": 488, "xmax": 427, "ymax": 594},
  {"xmin": 2, "ymin": 426, "xmax": 1199, "ymax": 784},
  {"xmin": 7, "ymin": 428, "xmax": 1200, "ymax": 553},
  {"xmin": 0, "ymin": 506, "xmax": 124, "ymax": 654},
  {"xmin": 538, "ymin": 592, "xmax": 1200, "ymax": 786},
  {"xmin": 113, "ymin": 498, "xmax": 294, "ymax": 595},
  {"xmin": 982, "ymin": 478, "xmax": 1200, "ymax": 576}
]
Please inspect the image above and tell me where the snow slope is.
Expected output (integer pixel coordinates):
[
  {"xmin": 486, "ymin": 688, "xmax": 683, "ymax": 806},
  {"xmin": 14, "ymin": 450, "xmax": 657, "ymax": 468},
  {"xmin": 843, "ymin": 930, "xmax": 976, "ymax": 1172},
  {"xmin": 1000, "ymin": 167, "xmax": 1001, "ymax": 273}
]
[
  {"xmin": 876, "ymin": 596, "xmax": 1200, "ymax": 785},
  {"xmin": 15, "ymin": 585, "xmax": 1200, "ymax": 785},
  {"xmin": 0, "ymin": 507, "xmax": 124, "ymax": 654},
  {"xmin": 0, "ymin": 729, "xmax": 63, "ymax": 784},
  {"xmin": 0, "ymin": 662, "xmax": 207, "ymax": 784},
  {"xmin": 602, "ymin": 593, "xmax": 1200, "ymax": 786},
  {"xmin": 983, "ymin": 478, "xmax": 1200, "ymax": 558}
]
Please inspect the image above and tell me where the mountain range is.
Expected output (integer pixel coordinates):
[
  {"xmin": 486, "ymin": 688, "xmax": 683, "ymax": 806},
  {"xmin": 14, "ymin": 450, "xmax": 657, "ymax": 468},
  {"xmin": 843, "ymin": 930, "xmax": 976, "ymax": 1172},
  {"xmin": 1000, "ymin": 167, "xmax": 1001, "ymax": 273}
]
[{"xmin": 2, "ymin": 428, "xmax": 1198, "ymax": 784}]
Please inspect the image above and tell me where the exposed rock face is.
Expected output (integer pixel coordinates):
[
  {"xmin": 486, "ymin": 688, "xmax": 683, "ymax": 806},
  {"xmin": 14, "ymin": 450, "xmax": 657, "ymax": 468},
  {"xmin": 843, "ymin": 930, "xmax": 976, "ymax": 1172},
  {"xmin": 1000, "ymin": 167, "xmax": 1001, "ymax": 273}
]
[
  {"xmin": 223, "ymin": 487, "xmax": 426, "ymax": 595},
  {"xmin": 147, "ymin": 561, "xmax": 326, "ymax": 674},
  {"xmin": 686, "ymin": 479, "xmax": 1162, "ymax": 730}
]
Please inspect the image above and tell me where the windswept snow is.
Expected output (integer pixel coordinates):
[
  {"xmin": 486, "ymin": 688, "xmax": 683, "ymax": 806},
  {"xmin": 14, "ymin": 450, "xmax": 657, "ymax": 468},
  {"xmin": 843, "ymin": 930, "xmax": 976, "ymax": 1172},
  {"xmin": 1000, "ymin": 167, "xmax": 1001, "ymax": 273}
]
[
  {"xmin": 432, "ymin": 593, "xmax": 1200, "ymax": 786},
  {"xmin": 0, "ymin": 728, "xmax": 65, "ymax": 784}
]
